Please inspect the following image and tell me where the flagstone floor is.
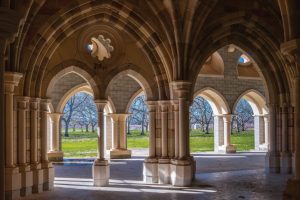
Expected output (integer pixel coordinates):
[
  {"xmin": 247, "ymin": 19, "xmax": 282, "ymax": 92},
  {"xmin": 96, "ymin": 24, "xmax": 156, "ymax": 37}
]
[{"xmin": 21, "ymin": 152, "xmax": 290, "ymax": 200}]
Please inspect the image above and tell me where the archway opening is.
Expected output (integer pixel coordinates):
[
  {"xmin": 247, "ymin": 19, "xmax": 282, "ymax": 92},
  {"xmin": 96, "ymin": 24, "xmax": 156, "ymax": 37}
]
[
  {"xmin": 61, "ymin": 92, "xmax": 98, "ymax": 158},
  {"xmin": 127, "ymin": 92, "xmax": 149, "ymax": 156},
  {"xmin": 189, "ymin": 96, "xmax": 214, "ymax": 152}
]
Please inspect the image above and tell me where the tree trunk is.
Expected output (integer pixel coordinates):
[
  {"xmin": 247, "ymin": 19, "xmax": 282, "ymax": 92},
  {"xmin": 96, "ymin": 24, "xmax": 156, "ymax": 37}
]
[
  {"xmin": 127, "ymin": 120, "xmax": 131, "ymax": 135},
  {"xmin": 92, "ymin": 125, "xmax": 95, "ymax": 132},
  {"xmin": 64, "ymin": 121, "xmax": 69, "ymax": 137},
  {"xmin": 85, "ymin": 124, "xmax": 89, "ymax": 132},
  {"xmin": 81, "ymin": 125, "xmax": 83, "ymax": 132},
  {"xmin": 73, "ymin": 124, "xmax": 76, "ymax": 132}
]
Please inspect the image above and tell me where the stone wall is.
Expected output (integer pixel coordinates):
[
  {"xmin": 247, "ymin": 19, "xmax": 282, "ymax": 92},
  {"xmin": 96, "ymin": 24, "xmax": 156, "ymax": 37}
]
[{"xmin": 194, "ymin": 47, "xmax": 265, "ymax": 111}]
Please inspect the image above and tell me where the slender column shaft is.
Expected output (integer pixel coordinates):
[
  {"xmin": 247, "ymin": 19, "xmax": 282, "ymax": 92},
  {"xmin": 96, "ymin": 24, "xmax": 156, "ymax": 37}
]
[
  {"xmin": 0, "ymin": 40, "xmax": 5, "ymax": 200},
  {"xmin": 95, "ymin": 100, "xmax": 107, "ymax": 160},
  {"xmin": 4, "ymin": 72, "xmax": 22, "ymax": 167},
  {"xmin": 161, "ymin": 103, "xmax": 168, "ymax": 158},
  {"xmin": 282, "ymin": 106, "xmax": 288, "ymax": 152},
  {"xmin": 264, "ymin": 115, "xmax": 270, "ymax": 149},
  {"xmin": 173, "ymin": 102, "xmax": 179, "ymax": 158},
  {"xmin": 5, "ymin": 86, "xmax": 14, "ymax": 167},
  {"xmin": 269, "ymin": 104, "xmax": 276, "ymax": 152},
  {"xmin": 223, "ymin": 115, "xmax": 232, "ymax": 146},
  {"xmin": 30, "ymin": 100, "xmax": 39, "ymax": 164},
  {"xmin": 294, "ymin": 77, "xmax": 300, "ymax": 179},
  {"xmin": 147, "ymin": 102, "xmax": 156, "ymax": 158},
  {"xmin": 119, "ymin": 115, "xmax": 129, "ymax": 149},
  {"xmin": 17, "ymin": 97, "xmax": 29, "ymax": 165},
  {"xmin": 111, "ymin": 115, "xmax": 119, "ymax": 149},
  {"xmin": 178, "ymin": 98, "xmax": 189, "ymax": 159},
  {"xmin": 40, "ymin": 100, "xmax": 50, "ymax": 162},
  {"xmin": 49, "ymin": 113, "xmax": 61, "ymax": 152}
]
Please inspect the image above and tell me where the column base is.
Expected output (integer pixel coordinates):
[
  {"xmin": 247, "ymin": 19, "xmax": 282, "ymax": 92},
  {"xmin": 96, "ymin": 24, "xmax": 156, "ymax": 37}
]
[
  {"xmin": 31, "ymin": 163, "xmax": 43, "ymax": 193},
  {"xmin": 280, "ymin": 152, "xmax": 292, "ymax": 174},
  {"xmin": 93, "ymin": 159, "xmax": 109, "ymax": 186},
  {"xmin": 143, "ymin": 158, "xmax": 158, "ymax": 184},
  {"xmin": 109, "ymin": 149, "xmax": 131, "ymax": 159},
  {"xmin": 219, "ymin": 144, "xmax": 236, "ymax": 153},
  {"xmin": 170, "ymin": 159, "xmax": 192, "ymax": 186},
  {"xmin": 42, "ymin": 162, "xmax": 54, "ymax": 191},
  {"xmin": 48, "ymin": 151, "xmax": 64, "ymax": 161},
  {"xmin": 258, "ymin": 143, "xmax": 268, "ymax": 151},
  {"xmin": 158, "ymin": 158, "xmax": 170, "ymax": 184},
  {"xmin": 284, "ymin": 179, "xmax": 300, "ymax": 199},
  {"xmin": 19, "ymin": 165, "xmax": 33, "ymax": 197},
  {"xmin": 265, "ymin": 151, "xmax": 280, "ymax": 173},
  {"xmin": 5, "ymin": 167, "xmax": 21, "ymax": 200}
]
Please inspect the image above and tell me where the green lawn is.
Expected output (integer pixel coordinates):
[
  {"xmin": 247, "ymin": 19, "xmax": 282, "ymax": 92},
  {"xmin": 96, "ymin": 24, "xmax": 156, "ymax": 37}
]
[{"xmin": 61, "ymin": 129, "xmax": 254, "ymax": 158}]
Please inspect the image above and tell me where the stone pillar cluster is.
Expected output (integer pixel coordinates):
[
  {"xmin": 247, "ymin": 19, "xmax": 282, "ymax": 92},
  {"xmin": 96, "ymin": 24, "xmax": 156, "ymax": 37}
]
[
  {"xmin": 3, "ymin": 72, "xmax": 54, "ymax": 199},
  {"xmin": 108, "ymin": 113, "xmax": 131, "ymax": 158},
  {"xmin": 143, "ymin": 81, "xmax": 195, "ymax": 186}
]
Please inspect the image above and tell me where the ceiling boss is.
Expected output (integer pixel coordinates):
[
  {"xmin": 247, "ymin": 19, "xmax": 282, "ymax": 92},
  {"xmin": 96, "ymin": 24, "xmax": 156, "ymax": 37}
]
[{"xmin": 87, "ymin": 35, "xmax": 114, "ymax": 61}]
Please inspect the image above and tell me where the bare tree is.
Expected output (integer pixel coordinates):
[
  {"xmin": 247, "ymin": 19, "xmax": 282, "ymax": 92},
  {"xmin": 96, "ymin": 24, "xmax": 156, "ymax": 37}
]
[
  {"xmin": 233, "ymin": 98, "xmax": 254, "ymax": 132},
  {"xmin": 128, "ymin": 95, "xmax": 149, "ymax": 135},
  {"xmin": 190, "ymin": 96, "xmax": 213, "ymax": 134},
  {"xmin": 62, "ymin": 93, "xmax": 88, "ymax": 137}
]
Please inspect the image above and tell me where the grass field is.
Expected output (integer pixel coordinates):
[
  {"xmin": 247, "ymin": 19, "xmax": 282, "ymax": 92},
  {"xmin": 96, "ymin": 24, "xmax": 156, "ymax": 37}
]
[{"xmin": 61, "ymin": 129, "xmax": 254, "ymax": 158}]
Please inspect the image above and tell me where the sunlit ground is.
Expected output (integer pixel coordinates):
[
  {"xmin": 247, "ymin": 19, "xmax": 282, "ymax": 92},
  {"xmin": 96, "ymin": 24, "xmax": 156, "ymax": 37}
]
[{"xmin": 62, "ymin": 129, "xmax": 254, "ymax": 158}]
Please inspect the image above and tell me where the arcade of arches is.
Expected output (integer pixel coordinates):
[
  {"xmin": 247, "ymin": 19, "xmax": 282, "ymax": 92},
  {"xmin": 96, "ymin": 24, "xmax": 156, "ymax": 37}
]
[{"xmin": 0, "ymin": 0, "xmax": 300, "ymax": 199}]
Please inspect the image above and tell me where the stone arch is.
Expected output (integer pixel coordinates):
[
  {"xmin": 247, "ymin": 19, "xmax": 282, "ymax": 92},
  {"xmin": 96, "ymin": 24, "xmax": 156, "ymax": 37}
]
[
  {"xmin": 105, "ymin": 69, "xmax": 154, "ymax": 101},
  {"xmin": 188, "ymin": 18, "xmax": 291, "ymax": 106},
  {"xmin": 125, "ymin": 88, "xmax": 144, "ymax": 114},
  {"xmin": 56, "ymin": 83, "xmax": 93, "ymax": 113},
  {"xmin": 21, "ymin": 1, "xmax": 171, "ymax": 99},
  {"xmin": 233, "ymin": 89, "xmax": 268, "ymax": 115},
  {"xmin": 193, "ymin": 87, "xmax": 230, "ymax": 115},
  {"xmin": 45, "ymin": 64, "xmax": 100, "ymax": 100},
  {"xmin": 199, "ymin": 52, "xmax": 224, "ymax": 77}
]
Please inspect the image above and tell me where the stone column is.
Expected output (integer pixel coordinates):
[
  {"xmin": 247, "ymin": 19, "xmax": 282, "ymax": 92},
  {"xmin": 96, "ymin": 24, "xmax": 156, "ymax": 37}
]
[
  {"xmin": 281, "ymin": 39, "xmax": 300, "ymax": 198},
  {"xmin": 93, "ymin": 100, "xmax": 109, "ymax": 186},
  {"xmin": 16, "ymin": 96, "xmax": 33, "ymax": 196},
  {"xmin": 48, "ymin": 113, "xmax": 63, "ymax": 161},
  {"xmin": 108, "ymin": 113, "xmax": 131, "ymax": 159},
  {"xmin": 158, "ymin": 101, "xmax": 170, "ymax": 184},
  {"xmin": 4, "ymin": 72, "xmax": 22, "ymax": 199},
  {"xmin": 170, "ymin": 81, "xmax": 193, "ymax": 186},
  {"xmin": 265, "ymin": 103, "xmax": 280, "ymax": 173},
  {"xmin": 40, "ymin": 100, "xmax": 54, "ymax": 191},
  {"xmin": 223, "ymin": 114, "xmax": 236, "ymax": 153},
  {"xmin": 213, "ymin": 115, "xmax": 224, "ymax": 152},
  {"xmin": 172, "ymin": 101, "xmax": 179, "ymax": 158},
  {"xmin": 253, "ymin": 115, "xmax": 265, "ymax": 150},
  {"xmin": 263, "ymin": 114, "xmax": 270, "ymax": 150},
  {"xmin": 30, "ymin": 98, "xmax": 43, "ymax": 193},
  {"xmin": 281, "ymin": 105, "xmax": 292, "ymax": 173},
  {"xmin": 143, "ymin": 101, "xmax": 158, "ymax": 184},
  {"xmin": 0, "ymin": 8, "xmax": 22, "ymax": 199}
]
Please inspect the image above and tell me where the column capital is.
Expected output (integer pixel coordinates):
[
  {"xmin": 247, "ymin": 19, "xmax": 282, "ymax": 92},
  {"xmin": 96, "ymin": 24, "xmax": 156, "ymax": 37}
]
[
  {"xmin": 222, "ymin": 114, "xmax": 234, "ymax": 122},
  {"xmin": 15, "ymin": 96, "xmax": 30, "ymax": 110},
  {"xmin": 146, "ymin": 101, "xmax": 158, "ymax": 111},
  {"xmin": 94, "ymin": 99, "xmax": 108, "ymax": 111},
  {"xmin": 48, "ymin": 112, "xmax": 63, "ymax": 122},
  {"xmin": 40, "ymin": 99, "xmax": 51, "ymax": 111},
  {"xmin": 4, "ymin": 72, "xmax": 23, "ymax": 93},
  {"xmin": 281, "ymin": 39, "xmax": 300, "ymax": 77},
  {"xmin": 30, "ymin": 98, "xmax": 41, "ymax": 109},
  {"xmin": 158, "ymin": 100, "xmax": 170, "ymax": 111},
  {"xmin": 169, "ymin": 81, "xmax": 192, "ymax": 99},
  {"xmin": 109, "ymin": 113, "xmax": 131, "ymax": 121}
]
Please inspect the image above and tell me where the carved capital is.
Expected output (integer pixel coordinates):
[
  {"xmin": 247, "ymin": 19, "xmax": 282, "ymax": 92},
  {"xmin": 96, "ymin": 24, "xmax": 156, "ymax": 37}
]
[{"xmin": 281, "ymin": 39, "xmax": 300, "ymax": 77}]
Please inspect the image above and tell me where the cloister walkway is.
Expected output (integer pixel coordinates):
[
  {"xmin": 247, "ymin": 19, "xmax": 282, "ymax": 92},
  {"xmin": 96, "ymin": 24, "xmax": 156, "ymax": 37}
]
[{"xmin": 21, "ymin": 152, "xmax": 290, "ymax": 200}]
